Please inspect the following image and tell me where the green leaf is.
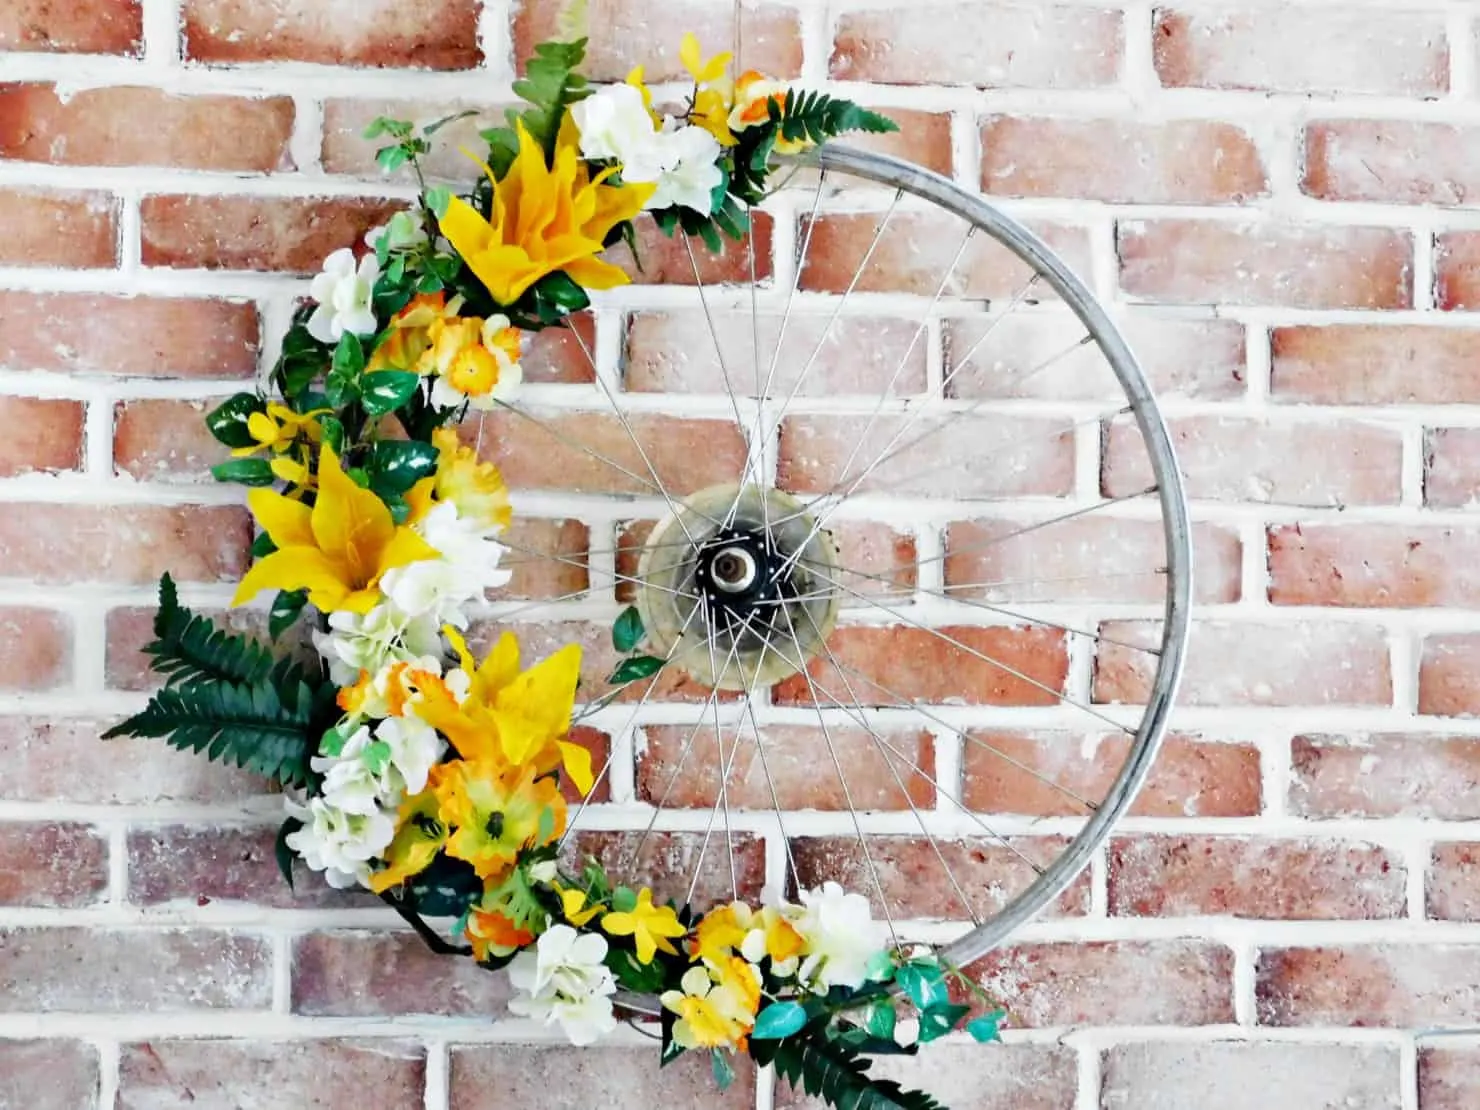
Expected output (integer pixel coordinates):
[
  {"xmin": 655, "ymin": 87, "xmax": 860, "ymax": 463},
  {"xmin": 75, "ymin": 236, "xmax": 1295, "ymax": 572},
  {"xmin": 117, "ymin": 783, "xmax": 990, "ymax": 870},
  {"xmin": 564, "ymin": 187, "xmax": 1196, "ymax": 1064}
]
[
  {"xmin": 896, "ymin": 963, "xmax": 949, "ymax": 1011},
  {"xmin": 368, "ymin": 439, "xmax": 439, "ymax": 494},
  {"xmin": 205, "ymin": 392, "xmax": 265, "ymax": 449},
  {"xmin": 764, "ymin": 1026, "xmax": 949, "ymax": 1110},
  {"xmin": 711, "ymin": 1051, "xmax": 735, "ymax": 1091},
  {"xmin": 268, "ymin": 589, "xmax": 309, "ymax": 640},
  {"xmin": 333, "ymin": 331, "xmax": 366, "ymax": 376},
  {"xmin": 424, "ymin": 109, "xmax": 478, "ymax": 136},
  {"xmin": 608, "ymin": 654, "xmax": 664, "ymax": 685},
  {"xmin": 319, "ymin": 414, "xmax": 346, "ymax": 455},
  {"xmin": 865, "ymin": 999, "xmax": 897, "ymax": 1042},
  {"xmin": 609, "ymin": 946, "xmax": 668, "ymax": 993},
  {"xmin": 917, "ymin": 1002, "xmax": 970, "ymax": 1044},
  {"xmin": 610, "ymin": 885, "xmax": 638, "ymax": 913},
  {"xmin": 507, "ymin": 36, "xmax": 591, "ymax": 160},
  {"xmin": 612, "ymin": 606, "xmax": 644, "ymax": 653},
  {"xmin": 275, "ymin": 816, "xmax": 301, "ymax": 890},
  {"xmin": 752, "ymin": 1001, "xmax": 808, "ymax": 1040},
  {"xmin": 251, "ymin": 531, "xmax": 277, "ymax": 559},
  {"xmin": 866, "ymin": 950, "xmax": 898, "ymax": 983},
  {"xmin": 360, "ymin": 370, "xmax": 421, "ymax": 416},
  {"xmin": 140, "ymin": 573, "xmax": 275, "ymax": 688},
  {"xmin": 535, "ymin": 804, "xmax": 556, "ymax": 845},
  {"xmin": 425, "ymin": 185, "xmax": 453, "ymax": 218},
  {"xmin": 965, "ymin": 1011, "xmax": 1005, "ymax": 1043},
  {"xmin": 362, "ymin": 739, "xmax": 393, "ymax": 776},
  {"xmin": 376, "ymin": 145, "xmax": 410, "ymax": 172},
  {"xmin": 209, "ymin": 457, "xmax": 275, "ymax": 487}
]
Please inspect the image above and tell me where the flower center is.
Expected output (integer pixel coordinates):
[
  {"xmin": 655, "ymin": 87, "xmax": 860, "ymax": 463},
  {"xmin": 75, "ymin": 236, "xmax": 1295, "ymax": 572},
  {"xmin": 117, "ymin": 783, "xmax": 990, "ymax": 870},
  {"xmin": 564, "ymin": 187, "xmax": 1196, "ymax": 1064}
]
[
  {"xmin": 485, "ymin": 811, "xmax": 505, "ymax": 839},
  {"xmin": 449, "ymin": 347, "xmax": 500, "ymax": 396}
]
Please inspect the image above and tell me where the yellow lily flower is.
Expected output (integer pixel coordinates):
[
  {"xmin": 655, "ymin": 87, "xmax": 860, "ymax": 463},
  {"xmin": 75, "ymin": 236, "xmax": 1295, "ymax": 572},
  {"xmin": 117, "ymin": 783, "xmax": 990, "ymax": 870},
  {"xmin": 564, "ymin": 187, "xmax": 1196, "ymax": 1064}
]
[
  {"xmin": 558, "ymin": 884, "xmax": 603, "ymax": 927},
  {"xmin": 602, "ymin": 887, "xmax": 686, "ymax": 964},
  {"xmin": 367, "ymin": 788, "xmax": 447, "ymax": 893},
  {"xmin": 429, "ymin": 426, "xmax": 512, "ymax": 534},
  {"xmin": 435, "ymin": 759, "xmax": 566, "ymax": 881},
  {"xmin": 439, "ymin": 119, "xmax": 655, "ymax": 307},
  {"xmin": 232, "ymin": 446, "xmax": 439, "ymax": 614}
]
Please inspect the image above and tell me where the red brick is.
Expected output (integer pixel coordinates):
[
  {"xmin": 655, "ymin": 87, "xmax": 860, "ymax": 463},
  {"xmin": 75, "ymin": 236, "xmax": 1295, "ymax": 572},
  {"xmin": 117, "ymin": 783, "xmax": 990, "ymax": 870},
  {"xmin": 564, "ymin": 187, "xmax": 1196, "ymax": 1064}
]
[
  {"xmin": 141, "ymin": 195, "xmax": 400, "ymax": 274},
  {"xmin": 945, "ymin": 313, "xmax": 1247, "ymax": 401},
  {"xmin": 105, "ymin": 605, "xmax": 271, "ymax": 693},
  {"xmin": 973, "ymin": 941, "xmax": 1235, "ymax": 1027},
  {"xmin": 1273, "ymin": 325, "xmax": 1480, "ymax": 405},
  {"xmin": 832, "ymin": 3, "xmax": 1121, "ymax": 88},
  {"xmin": 292, "ymin": 931, "xmax": 512, "ymax": 1017},
  {"xmin": 1096, "ymin": 621, "xmax": 1393, "ymax": 708},
  {"xmin": 1422, "ymin": 635, "xmax": 1480, "ymax": 717},
  {"xmin": 501, "ymin": 517, "xmax": 589, "ymax": 601},
  {"xmin": 776, "ymin": 625, "xmax": 1069, "ymax": 708},
  {"xmin": 1107, "ymin": 417, "xmax": 1401, "ymax": 507},
  {"xmin": 946, "ymin": 517, "xmax": 1239, "ymax": 605},
  {"xmin": 0, "ymin": 84, "xmax": 294, "ymax": 171},
  {"xmin": 624, "ymin": 311, "xmax": 928, "ymax": 397},
  {"xmin": 0, "ymin": 716, "xmax": 264, "ymax": 805},
  {"xmin": 451, "ymin": 1045, "xmax": 755, "ymax": 1110},
  {"xmin": 792, "ymin": 835, "xmax": 1089, "ymax": 921},
  {"xmin": 1119, "ymin": 220, "xmax": 1412, "ymax": 309},
  {"xmin": 984, "ymin": 117, "xmax": 1265, "ymax": 204},
  {"xmin": 468, "ymin": 410, "xmax": 746, "ymax": 497},
  {"xmin": 127, "ymin": 825, "xmax": 376, "ymax": 910},
  {"xmin": 637, "ymin": 724, "xmax": 935, "ymax": 810},
  {"xmin": 0, "ymin": 397, "xmax": 83, "ymax": 477},
  {"xmin": 0, "ymin": 1041, "xmax": 99, "ymax": 1110},
  {"xmin": 1436, "ymin": 233, "xmax": 1480, "ymax": 310},
  {"xmin": 184, "ymin": 0, "xmax": 480, "ymax": 68},
  {"xmin": 1103, "ymin": 1043, "xmax": 1400, "ymax": 1110},
  {"xmin": 114, "ymin": 399, "xmax": 228, "ymax": 482},
  {"xmin": 1305, "ymin": 120, "xmax": 1480, "ymax": 206},
  {"xmin": 778, "ymin": 413, "xmax": 1074, "ymax": 500},
  {"xmin": 564, "ymin": 830, "xmax": 766, "ymax": 910},
  {"xmin": 0, "ymin": 504, "xmax": 249, "ymax": 585},
  {"xmin": 321, "ymin": 97, "xmax": 497, "ymax": 181},
  {"xmin": 1271, "ymin": 524, "xmax": 1480, "ymax": 607},
  {"xmin": 0, "ymin": 823, "xmax": 107, "ymax": 907},
  {"xmin": 1154, "ymin": 9, "xmax": 1448, "ymax": 96},
  {"xmin": 0, "ymin": 187, "xmax": 116, "ymax": 268},
  {"xmin": 0, "ymin": 0, "xmax": 140, "ymax": 54},
  {"xmin": 1429, "ymin": 844, "xmax": 1480, "ymax": 922},
  {"xmin": 0, "ymin": 608, "xmax": 70, "ymax": 692},
  {"xmin": 1110, "ymin": 836, "xmax": 1404, "ymax": 920},
  {"xmin": 119, "ymin": 1040, "xmax": 425, "ymax": 1110},
  {"xmin": 847, "ymin": 109, "xmax": 953, "ymax": 176},
  {"xmin": 964, "ymin": 731, "xmax": 1263, "ymax": 818},
  {"xmin": 523, "ymin": 311, "xmax": 597, "ymax": 384},
  {"xmin": 1257, "ymin": 946, "xmax": 1480, "ymax": 1027},
  {"xmin": 777, "ymin": 1045, "xmax": 1076, "ymax": 1110},
  {"xmin": 0, "ymin": 928, "xmax": 271, "ymax": 1011},
  {"xmin": 1292, "ymin": 733, "xmax": 1480, "ymax": 820},
  {"xmin": 618, "ymin": 212, "xmax": 774, "ymax": 285},
  {"xmin": 1428, "ymin": 429, "xmax": 1480, "ymax": 509},
  {"xmin": 1422, "ymin": 1047, "xmax": 1480, "ymax": 1109},
  {"xmin": 514, "ymin": 0, "xmax": 800, "ymax": 82},
  {"xmin": 803, "ymin": 212, "xmax": 1091, "ymax": 298}
]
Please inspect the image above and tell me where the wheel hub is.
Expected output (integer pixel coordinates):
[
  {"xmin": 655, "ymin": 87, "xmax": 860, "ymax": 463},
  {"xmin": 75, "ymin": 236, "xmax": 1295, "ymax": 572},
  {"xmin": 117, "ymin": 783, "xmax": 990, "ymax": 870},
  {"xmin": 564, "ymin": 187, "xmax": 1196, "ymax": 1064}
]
[{"xmin": 634, "ymin": 484, "xmax": 842, "ymax": 690}]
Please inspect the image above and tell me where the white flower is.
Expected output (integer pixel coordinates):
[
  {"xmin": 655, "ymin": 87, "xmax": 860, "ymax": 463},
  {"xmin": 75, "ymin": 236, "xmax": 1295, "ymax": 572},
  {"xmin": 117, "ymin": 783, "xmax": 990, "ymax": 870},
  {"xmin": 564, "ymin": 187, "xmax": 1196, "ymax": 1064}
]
[
  {"xmin": 508, "ymin": 924, "xmax": 618, "ymax": 1046},
  {"xmin": 284, "ymin": 795, "xmax": 395, "ymax": 889},
  {"xmin": 527, "ymin": 859, "xmax": 559, "ymax": 884},
  {"xmin": 375, "ymin": 714, "xmax": 444, "ymax": 795},
  {"xmin": 313, "ymin": 725, "xmax": 388, "ymax": 815},
  {"xmin": 307, "ymin": 248, "xmax": 380, "ymax": 344},
  {"xmin": 314, "ymin": 604, "xmax": 446, "ymax": 689},
  {"xmin": 624, "ymin": 124, "xmax": 724, "ymax": 215},
  {"xmin": 794, "ymin": 881, "xmax": 886, "ymax": 991},
  {"xmin": 381, "ymin": 502, "xmax": 512, "ymax": 622},
  {"xmin": 571, "ymin": 83, "xmax": 658, "ymax": 164},
  {"xmin": 364, "ymin": 210, "xmax": 429, "ymax": 254}
]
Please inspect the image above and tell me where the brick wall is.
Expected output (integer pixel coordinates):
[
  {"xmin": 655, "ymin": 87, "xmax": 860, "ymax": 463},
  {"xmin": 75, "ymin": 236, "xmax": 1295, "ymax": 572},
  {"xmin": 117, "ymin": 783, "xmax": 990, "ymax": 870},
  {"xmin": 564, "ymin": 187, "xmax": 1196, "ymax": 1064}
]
[{"xmin": 1, "ymin": 0, "xmax": 1478, "ymax": 1108}]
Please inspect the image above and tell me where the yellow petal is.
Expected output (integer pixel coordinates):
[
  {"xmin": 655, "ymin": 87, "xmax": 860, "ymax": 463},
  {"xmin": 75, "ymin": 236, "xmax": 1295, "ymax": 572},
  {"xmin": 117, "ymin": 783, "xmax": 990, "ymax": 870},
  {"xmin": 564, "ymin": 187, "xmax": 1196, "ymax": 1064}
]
[
  {"xmin": 557, "ymin": 739, "xmax": 594, "ymax": 796},
  {"xmin": 311, "ymin": 447, "xmax": 396, "ymax": 583},
  {"xmin": 561, "ymin": 254, "xmax": 635, "ymax": 292},
  {"xmin": 679, "ymin": 32, "xmax": 703, "ymax": 80},
  {"xmin": 375, "ymin": 524, "xmax": 441, "ymax": 582},
  {"xmin": 246, "ymin": 488, "xmax": 314, "ymax": 550},
  {"xmin": 440, "ymin": 195, "xmax": 496, "ymax": 262},
  {"xmin": 231, "ymin": 546, "xmax": 350, "ymax": 610},
  {"xmin": 404, "ymin": 476, "xmax": 436, "ymax": 525},
  {"xmin": 477, "ymin": 632, "xmax": 522, "ymax": 699},
  {"xmin": 444, "ymin": 625, "xmax": 477, "ymax": 676}
]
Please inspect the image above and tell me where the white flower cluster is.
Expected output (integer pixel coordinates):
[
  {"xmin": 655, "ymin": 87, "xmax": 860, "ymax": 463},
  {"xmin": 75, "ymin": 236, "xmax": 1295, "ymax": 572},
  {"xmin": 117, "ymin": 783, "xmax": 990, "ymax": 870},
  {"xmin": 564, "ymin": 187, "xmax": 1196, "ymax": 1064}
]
[
  {"xmin": 508, "ymin": 924, "xmax": 619, "ymax": 1044},
  {"xmin": 792, "ymin": 881, "xmax": 887, "ymax": 991},
  {"xmin": 570, "ymin": 84, "xmax": 723, "ymax": 216}
]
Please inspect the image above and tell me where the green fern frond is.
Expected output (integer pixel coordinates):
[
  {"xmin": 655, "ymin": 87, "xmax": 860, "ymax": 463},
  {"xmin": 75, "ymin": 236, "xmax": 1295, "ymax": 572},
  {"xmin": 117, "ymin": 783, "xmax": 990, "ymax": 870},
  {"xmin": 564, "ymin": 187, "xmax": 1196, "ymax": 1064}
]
[
  {"xmin": 508, "ymin": 37, "xmax": 592, "ymax": 160},
  {"xmin": 768, "ymin": 1031, "xmax": 948, "ymax": 1110},
  {"xmin": 145, "ymin": 573, "xmax": 274, "ymax": 688},
  {"xmin": 769, "ymin": 91, "xmax": 898, "ymax": 146}
]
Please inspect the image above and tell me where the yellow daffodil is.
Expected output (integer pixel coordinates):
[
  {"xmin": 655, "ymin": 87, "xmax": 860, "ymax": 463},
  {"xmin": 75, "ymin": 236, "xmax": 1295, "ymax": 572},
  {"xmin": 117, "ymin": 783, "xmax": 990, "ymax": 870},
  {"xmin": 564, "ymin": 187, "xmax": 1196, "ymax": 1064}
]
[
  {"xmin": 439, "ymin": 119, "xmax": 654, "ymax": 307},
  {"xmin": 268, "ymin": 454, "xmax": 314, "ymax": 489},
  {"xmin": 365, "ymin": 292, "xmax": 464, "ymax": 373},
  {"xmin": 660, "ymin": 964, "xmax": 759, "ymax": 1049},
  {"xmin": 415, "ymin": 629, "xmax": 586, "ymax": 788},
  {"xmin": 558, "ymin": 884, "xmax": 603, "ymax": 927},
  {"xmin": 693, "ymin": 902, "xmax": 749, "ymax": 965},
  {"xmin": 368, "ymin": 788, "xmax": 447, "ymax": 893},
  {"xmin": 466, "ymin": 905, "xmax": 536, "ymax": 962},
  {"xmin": 691, "ymin": 88, "xmax": 738, "ymax": 147},
  {"xmin": 717, "ymin": 954, "xmax": 762, "ymax": 1019},
  {"xmin": 232, "ymin": 402, "xmax": 328, "ymax": 458},
  {"xmin": 232, "ymin": 446, "xmax": 439, "ymax": 614},
  {"xmin": 428, "ymin": 427, "xmax": 512, "ymax": 534},
  {"xmin": 601, "ymin": 887, "xmax": 685, "ymax": 964},
  {"xmin": 680, "ymin": 31, "xmax": 732, "ymax": 84},
  {"xmin": 435, "ymin": 759, "xmax": 565, "ymax": 880},
  {"xmin": 694, "ymin": 901, "xmax": 805, "ymax": 969},
  {"xmin": 679, "ymin": 34, "xmax": 738, "ymax": 147},
  {"xmin": 730, "ymin": 71, "xmax": 810, "ymax": 155}
]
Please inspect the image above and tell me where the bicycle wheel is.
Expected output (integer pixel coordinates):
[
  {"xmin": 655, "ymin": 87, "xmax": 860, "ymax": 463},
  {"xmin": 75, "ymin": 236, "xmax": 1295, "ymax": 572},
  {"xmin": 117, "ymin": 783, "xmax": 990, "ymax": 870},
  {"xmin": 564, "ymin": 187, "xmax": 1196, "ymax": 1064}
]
[{"xmin": 478, "ymin": 142, "xmax": 1192, "ymax": 1016}]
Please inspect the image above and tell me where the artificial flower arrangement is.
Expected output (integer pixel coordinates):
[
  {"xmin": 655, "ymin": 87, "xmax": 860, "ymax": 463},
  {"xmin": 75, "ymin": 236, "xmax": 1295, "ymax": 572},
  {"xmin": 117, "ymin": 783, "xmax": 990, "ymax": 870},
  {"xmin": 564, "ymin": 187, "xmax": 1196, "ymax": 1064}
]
[{"xmin": 106, "ymin": 32, "xmax": 1004, "ymax": 1110}]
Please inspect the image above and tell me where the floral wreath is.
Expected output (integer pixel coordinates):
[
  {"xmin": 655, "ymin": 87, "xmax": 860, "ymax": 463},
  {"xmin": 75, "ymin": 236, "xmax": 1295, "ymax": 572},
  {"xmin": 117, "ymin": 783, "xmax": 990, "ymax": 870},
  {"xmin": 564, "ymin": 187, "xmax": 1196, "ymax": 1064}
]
[{"xmin": 109, "ymin": 32, "xmax": 1003, "ymax": 1110}]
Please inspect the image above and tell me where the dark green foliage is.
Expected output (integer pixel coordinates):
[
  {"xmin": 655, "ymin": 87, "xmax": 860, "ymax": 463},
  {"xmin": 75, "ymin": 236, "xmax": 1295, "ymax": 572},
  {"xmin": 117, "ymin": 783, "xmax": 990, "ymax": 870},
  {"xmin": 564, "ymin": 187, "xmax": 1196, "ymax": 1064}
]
[
  {"xmin": 275, "ymin": 817, "xmax": 302, "ymax": 889},
  {"xmin": 768, "ymin": 91, "xmax": 896, "ymax": 149},
  {"xmin": 405, "ymin": 854, "xmax": 483, "ymax": 918},
  {"xmin": 761, "ymin": 1028, "xmax": 948, "ymax": 1110},
  {"xmin": 140, "ymin": 573, "xmax": 274, "ymax": 687},
  {"xmin": 612, "ymin": 606, "xmax": 644, "ymax": 653},
  {"xmin": 205, "ymin": 392, "xmax": 265, "ymax": 448},
  {"xmin": 209, "ymin": 457, "xmax": 275, "ymax": 487},
  {"xmin": 608, "ymin": 654, "xmax": 664, "ymax": 684},
  {"xmin": 275, "ymin": 317, "xmax": 327, "ymax": 403},
  {"xmin": 268, "ymin": 589, "xmax": 309, "ymax": 640},
  {"xmin": 484, "ymin": 37, "xmax": 591, "ymax": 168}
]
